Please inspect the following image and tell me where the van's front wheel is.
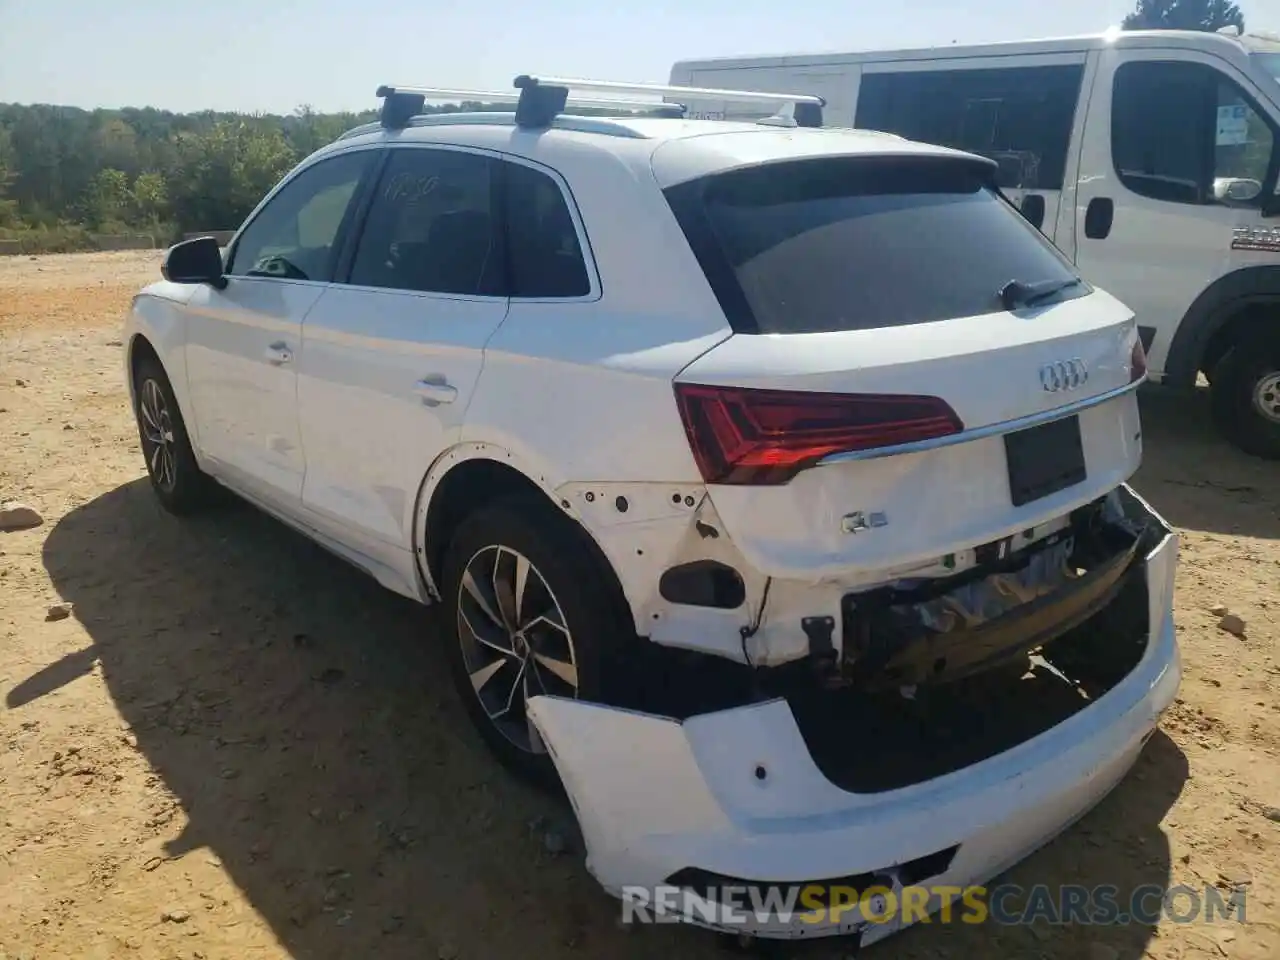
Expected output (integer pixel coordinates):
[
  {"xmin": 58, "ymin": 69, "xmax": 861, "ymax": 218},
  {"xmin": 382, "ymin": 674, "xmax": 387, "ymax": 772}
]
[{"xmin": 1209, "ymin": 337, "xmax": 1280, "ymax": 461}]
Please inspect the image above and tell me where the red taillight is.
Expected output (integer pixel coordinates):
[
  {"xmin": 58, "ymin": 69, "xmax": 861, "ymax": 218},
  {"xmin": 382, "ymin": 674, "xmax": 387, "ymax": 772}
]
[
  {"xmin": 673, "ymin": 382, "xmax": 964, "ymax": 486},
  {"xmin": 1130, "ymin": 338, "xmax": 1148, "ymax": 383}
]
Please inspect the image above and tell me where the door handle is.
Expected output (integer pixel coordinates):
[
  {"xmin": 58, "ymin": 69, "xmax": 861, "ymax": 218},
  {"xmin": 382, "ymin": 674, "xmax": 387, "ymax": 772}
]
[
  {"xmin": 414, "ymin": 377, "xmax": 458, "ymax": 405},
  {"xmin": 1084, "ymin": 198, "xmax": 1115, "ymax": 240},
  {"xmin": 264, "ymin": 342, "xmax": 293, "ymax": 365}
]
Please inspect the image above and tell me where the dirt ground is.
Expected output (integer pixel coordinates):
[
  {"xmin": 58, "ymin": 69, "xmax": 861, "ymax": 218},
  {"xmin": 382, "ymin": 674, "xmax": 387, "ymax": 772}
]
[{"xmin": 1, "ymin": 250, "xmax": 1278, "ymax": 960}]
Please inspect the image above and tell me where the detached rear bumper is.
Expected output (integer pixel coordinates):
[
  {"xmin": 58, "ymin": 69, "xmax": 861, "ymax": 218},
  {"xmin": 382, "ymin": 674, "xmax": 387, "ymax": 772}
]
[{"xmin": 527, "ymin": 484, "xmax": 1181, "ymax": 942}]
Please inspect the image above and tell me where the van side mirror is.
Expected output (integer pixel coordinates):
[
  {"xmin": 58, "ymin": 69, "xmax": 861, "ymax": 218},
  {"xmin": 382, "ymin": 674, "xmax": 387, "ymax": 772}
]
[
  {"xmin": 1019, "ymin": 194, "xmax": 1047, "ymax": 231},
  {"xmin": 1214, "ymin": 177, "xmax": 1263, "ymax": 203},
  {"xmin": 162, "ymin": 237, "xmax": 227, "ymax": 289}
]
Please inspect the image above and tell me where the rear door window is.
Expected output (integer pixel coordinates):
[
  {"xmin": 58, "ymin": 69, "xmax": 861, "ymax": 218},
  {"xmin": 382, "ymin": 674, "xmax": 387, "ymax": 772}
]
[
  {"xmin": 502, "ymin": 161, "xmax": 592, "ymax": 298},
  {"xmin": 346, "ymin": 147, "xmax": 503, "ymax": 296},
  {"xmin": 663, "ymin": 156, "xmax": 1088, "ymax": 335}
]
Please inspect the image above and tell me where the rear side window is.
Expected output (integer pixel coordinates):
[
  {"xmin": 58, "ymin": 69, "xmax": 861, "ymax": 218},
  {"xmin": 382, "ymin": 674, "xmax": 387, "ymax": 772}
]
[
  {"xmin": 664, "ymin": 156, "xmax": 1087, "ymax": 335},
  {"xmin": 503, "ymin": 161, "xmax": 591, "ymax": 298}
]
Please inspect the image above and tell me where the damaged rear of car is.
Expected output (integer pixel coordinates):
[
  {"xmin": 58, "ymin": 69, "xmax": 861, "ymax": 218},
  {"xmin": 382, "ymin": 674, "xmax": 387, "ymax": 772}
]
[{"xmin": 525, "ymin": 138, "xmax": 1181, "ymax": 943}]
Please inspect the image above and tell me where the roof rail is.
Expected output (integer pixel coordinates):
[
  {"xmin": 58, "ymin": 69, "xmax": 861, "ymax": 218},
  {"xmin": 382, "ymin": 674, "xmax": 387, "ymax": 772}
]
[
  {"xmin": 373, "ymin": 75, "xmax": 826, "ymax": 132},
  {"xmin": 375, "ymin": 84, "xmax": 684, "ymax": 130},
  {"xmin": 512, "ymin": 75, "xmax": 825, "ymax": 129}
]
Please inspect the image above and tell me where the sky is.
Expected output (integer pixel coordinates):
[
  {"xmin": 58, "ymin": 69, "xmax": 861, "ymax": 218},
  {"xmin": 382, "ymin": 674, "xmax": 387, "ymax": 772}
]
[{"xmin": 0, "ymin": 0, "xmax": 1276, "ymax": 114}]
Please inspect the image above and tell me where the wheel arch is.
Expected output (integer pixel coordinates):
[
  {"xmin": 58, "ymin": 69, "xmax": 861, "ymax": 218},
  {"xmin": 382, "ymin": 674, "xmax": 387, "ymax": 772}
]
[
  {"xmin": 126, "ymin": 328, "xmax": 203, "ymax": 449},
  {"xmin": 413, "ymin": 445, "xmax": 632, "ymax": 626},
  {"xmin": 125, "ymin": 289, "xmax": 199, "ymax": 440},
  {"xmin": 1163, "ymin": 265, "xmax": 1280, "ymax": 389},
  {"xmin": 127, "ymin": 331, "xmax": 162, "ymax": 397}
]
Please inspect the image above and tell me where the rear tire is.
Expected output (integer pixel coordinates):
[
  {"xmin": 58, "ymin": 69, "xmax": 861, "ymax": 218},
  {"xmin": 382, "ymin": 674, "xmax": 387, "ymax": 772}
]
[
  {"xmin": 1208, "ymin": 337, "xmax": 1280, "ymax": 461},
  {"xmin": 440, "ymin": 495, "xmax": 630, "ymax": 789},
  {"xmin": 132, "ymin": 353, "xmax": 218, "ymax": 514}
]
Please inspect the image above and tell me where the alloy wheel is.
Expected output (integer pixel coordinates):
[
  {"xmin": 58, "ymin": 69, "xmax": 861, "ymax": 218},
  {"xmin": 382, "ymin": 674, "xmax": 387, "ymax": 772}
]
[
  {"xmin": 138, "ymin": 378, "xmax": 177, "ymax": 491},
  {"xmin": 456, "ymin": 545, "xmax": 579, "ymax": 753}
]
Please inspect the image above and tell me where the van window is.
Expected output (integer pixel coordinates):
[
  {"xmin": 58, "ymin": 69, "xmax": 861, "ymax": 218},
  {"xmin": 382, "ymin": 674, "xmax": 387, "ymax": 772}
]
[
  {"xmin": 1112, "ymin": 60, "xmax": 1277, "ymax": 208},
  {"xmin": 855, "ymin": 65, "xmax": 1084, "ymax": 191},
  {"xmin": 1254, "ymin": 52, "xmax": 1280, "ymax": 87},
  {"xmin": 663, "ymin": 155, "xmax": 1088, "ymax": 335}
]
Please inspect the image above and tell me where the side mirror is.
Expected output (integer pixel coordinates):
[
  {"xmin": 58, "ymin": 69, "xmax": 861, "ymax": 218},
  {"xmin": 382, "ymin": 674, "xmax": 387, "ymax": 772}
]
[
  {"xmin": 162, "ymin": 237, "xmax": 227, "ymax": 289},
  {"xmin": 1214, "ymin": 177, "xmax": 1263, "ymax": 203},
  {"xmin": 1019, "ymin": 193, "xmax": 1047, "ymax": 231}
]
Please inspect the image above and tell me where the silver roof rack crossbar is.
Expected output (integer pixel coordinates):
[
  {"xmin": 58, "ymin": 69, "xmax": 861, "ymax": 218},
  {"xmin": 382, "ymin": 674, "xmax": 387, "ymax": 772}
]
[
  {"xmin": 374, "ymin": 76, "xmax": 826, "ymax": 131},
  {"xmin": 376, "ymin": 83, "xmax": 684, "ymax": 129},
  {"xmin": 512, "ymin": 74, "xmax": 825, "ymax": 129}
]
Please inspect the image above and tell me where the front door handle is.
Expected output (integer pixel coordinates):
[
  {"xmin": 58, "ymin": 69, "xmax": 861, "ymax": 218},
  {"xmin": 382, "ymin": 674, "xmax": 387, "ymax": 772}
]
[
  {"xmin": 264, "ymin": 342, "xmax": 293, "ymax": 365},
  {"xmin": 414, "ymin": 377, "xmax": 458, "ymax": 405}
]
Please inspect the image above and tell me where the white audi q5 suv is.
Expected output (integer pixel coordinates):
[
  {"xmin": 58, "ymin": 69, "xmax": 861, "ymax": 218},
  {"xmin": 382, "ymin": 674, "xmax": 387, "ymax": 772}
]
[{"xmin": 123, "ymin": 76, "xmax": 1181, "ymax": 945}]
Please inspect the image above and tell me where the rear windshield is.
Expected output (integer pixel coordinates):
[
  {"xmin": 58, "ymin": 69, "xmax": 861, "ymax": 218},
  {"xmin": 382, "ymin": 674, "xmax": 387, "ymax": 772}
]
[{"xmin": 663, "ymin": 155, "xmax": 1088, "ymax": 334}]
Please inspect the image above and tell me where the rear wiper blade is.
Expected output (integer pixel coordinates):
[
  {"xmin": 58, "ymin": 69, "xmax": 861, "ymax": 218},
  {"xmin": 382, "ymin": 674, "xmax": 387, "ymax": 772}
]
[{"xmin": 998, "ymin": 277, "xmax": 1084, "ymax": 310}]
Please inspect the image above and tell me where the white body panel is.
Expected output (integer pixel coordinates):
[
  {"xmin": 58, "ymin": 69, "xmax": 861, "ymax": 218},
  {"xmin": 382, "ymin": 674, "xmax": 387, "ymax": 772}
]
[
  {"xmin": 184, "ymin": 277, "xmax": 318, "ymax": 503},
  {"xmin": 297, "ymin": 284, "xmax": 506, "ymax": 553}
]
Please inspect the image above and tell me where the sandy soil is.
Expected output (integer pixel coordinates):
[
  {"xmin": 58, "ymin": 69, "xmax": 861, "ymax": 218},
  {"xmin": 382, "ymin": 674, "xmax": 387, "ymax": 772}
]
[{"xmin": 1, "ymin": 250, "xmax": 1278, "ymax": 960}]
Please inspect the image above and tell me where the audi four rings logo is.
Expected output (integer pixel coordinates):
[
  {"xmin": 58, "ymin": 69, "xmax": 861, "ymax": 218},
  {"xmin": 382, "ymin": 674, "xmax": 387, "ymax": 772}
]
[{"xmin": 1039, "ymin": 358, "xmax": 1089, "ymax": 393}]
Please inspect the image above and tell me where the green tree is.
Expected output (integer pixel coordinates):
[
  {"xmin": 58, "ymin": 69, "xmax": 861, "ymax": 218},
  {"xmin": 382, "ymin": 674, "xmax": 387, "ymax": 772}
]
[
  {"xmin": 0, "ymin": 99, "xmax": 379, "ymax": 245},
  {"xmin": 1123, "ymin": 0, "xmax": 1245, "ymax": 32},
  {"xmin": 84, "ymin": 167, "xmax": 132, "ymax": 228},
  {"xmin": 0, "ymin": 125, "xmax": 17, "ymax": 225},
  {"xmin": 168, "ymin": 120, "xmax": 298, "ymax": 231},
  {"xmin": 132, "ymin": 171, "xmax": 169, "ymax": 224},
  {"xmin": 95, "ymin": 117, "xmax": 140, "ymax": 174}
]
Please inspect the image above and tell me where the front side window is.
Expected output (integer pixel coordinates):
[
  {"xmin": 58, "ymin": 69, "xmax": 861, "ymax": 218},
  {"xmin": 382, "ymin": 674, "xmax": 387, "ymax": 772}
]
[
  {"xmin": 348, "ymin": 148, "xmax": 501, "ymax": 296},
  {"xmin": 1112, "ymin": 60, "xmax": 1277, "ymax": 207},
  {"xmin": 664, "ymin": 155, "xmax": 1087, "ymax": 335},
  {"xmin": 1253, "ymin": 52, "xmax": 1280, "ymax": 87},
  {"xmin": 226, "ymin": 151, "xmax": 372, "ymax": 281},
  {"xmin": 1214, "ymin": 78, "xmax": 1276, "ymax": 203}
]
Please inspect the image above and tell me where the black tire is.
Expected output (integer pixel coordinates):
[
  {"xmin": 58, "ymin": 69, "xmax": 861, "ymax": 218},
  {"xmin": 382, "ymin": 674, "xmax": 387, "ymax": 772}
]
[
  {"xmin": 132, "ymin": 352, "xmax": 218, "ymax": 514},
  {"xmin": 1208, "ymin": 338, "xmax": 1280, "ymax": 461},
  {"xmin": 440, "ymin": 495, "xmax": 630, "ymax": 788}
]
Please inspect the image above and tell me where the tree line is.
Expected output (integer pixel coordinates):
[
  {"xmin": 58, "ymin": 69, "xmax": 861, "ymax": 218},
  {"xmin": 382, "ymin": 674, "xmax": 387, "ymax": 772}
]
[
  {"xmin": 0, "ymin": 103, "xmax": 416, "ymax": 251},
  {"xmin": 0, "ymin": 0, "xmax": 1248, "ymax": 252}
]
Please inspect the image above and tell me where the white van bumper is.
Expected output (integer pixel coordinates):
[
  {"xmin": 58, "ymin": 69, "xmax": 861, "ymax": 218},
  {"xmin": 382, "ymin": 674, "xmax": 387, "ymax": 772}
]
[{"xmin": 526, "ymin": 485, "xmax": 1181, "ymax": 943}]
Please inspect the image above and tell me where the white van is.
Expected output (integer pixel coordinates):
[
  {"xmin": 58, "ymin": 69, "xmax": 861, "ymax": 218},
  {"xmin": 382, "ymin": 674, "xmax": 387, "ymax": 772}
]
[{"xmin": 671, "ymin": 28, "xmax": 1280, "ymax": 459}]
